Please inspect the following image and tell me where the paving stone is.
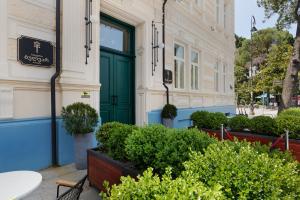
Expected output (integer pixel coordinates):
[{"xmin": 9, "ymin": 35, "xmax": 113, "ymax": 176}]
[{"xmin": 24, "ymin": 164, "xmax": 93, "ymax": 200}]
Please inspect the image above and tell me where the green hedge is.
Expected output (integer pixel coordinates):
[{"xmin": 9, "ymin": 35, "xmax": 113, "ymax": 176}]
[
  {"xmin": 276, "ymin": 108, "xmax": 300, "ymax": 138},
  {"xmin": 183, "ymin": 142, "xmax": 300, "ymax": 199},
  {"xmin": 276, "ymin": 115, "xmax": 300, "ymax": 138},
  {"xmin": 228, "ymin": 115, "xmax": 251, "ymax": 132},
  {"xmin": 101, "ymin": 168, "xmax": 224, "ymax": 200},
  {"xmin": 191, "ymin": 111, "xmax": 227, "ymax": 130},
  {"xmin": 250, "ymin": 116, "xmax": 277, "ymax": 135},
  {"xmin": 96, "ymin": 122, "xmax": 125, "ymax": 147},
  {"xmin": 125, "ymin": 125, "xmax": 217, "ymax": 176},
  {"xmin": 102, "ymin": 141, "xmax": 299, "ymax": 199},
  {"xmin": 279, "ymin": 107, "xmax": 300, "ymax": 117},
  {"xmin": 106, "ymin": 124, "xmax": 137, "ymax": 161},
  {"xmin": 95, "ymin": 122, "xmax": 138, "ymax": 161},
  {"xmin": 191, "ymin": 111, "xmax": 210, "ymax": 128}
]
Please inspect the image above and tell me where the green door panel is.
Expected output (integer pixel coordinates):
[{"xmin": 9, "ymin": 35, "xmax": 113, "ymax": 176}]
[
  {"xmin": 113, "ymin": 55, "xmax": 134, "ymax": 124},
  {"xmin": 100, "ymin": 52, "xmax": 114, "ymax": 123}
]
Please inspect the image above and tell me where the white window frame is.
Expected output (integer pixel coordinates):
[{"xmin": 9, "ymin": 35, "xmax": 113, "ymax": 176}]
[
  {"xmin": 191, "ymin": 50, "xmax": 200, "ymax": 90},
  {"xmin": 224, "ymin": 3, "xmax": 227, "ymax": 29},
  {"xmin": 214, "ymin": 60, "xmax": 220, "ymax": 92},
  {"xmin": 196, "ymin": 0, "xmax": 203, "ymax": 7},
  {"xmin": 174, "ymin": 42, "xmax": 185, "ymax": 89},
  {"xmin": 223, "ymin": 63, "xmax": 227, "ymax": 93},
  {"xmin": 216, "ymin": 0, "xmax": 220, "ymax": 24}
]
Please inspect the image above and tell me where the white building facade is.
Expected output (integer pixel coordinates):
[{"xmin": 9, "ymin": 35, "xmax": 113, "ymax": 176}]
[{"xmin": 0, "ymin": 0, "xmax": 235, "ymax": 172}]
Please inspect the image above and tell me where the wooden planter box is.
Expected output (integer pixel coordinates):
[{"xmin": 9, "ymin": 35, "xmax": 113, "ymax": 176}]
[
  {"xmin": 87, "ymin": 148, "xmax": 139, "ymax": 191},
  {"xmin": 202, "ymin": 129, "xmax": 300, "ymax": 162}
]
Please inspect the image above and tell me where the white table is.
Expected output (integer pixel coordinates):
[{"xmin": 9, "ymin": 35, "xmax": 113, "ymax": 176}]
[{"xmin": 0, "ymin": 171, "xmax": 42, "ymax": 200}]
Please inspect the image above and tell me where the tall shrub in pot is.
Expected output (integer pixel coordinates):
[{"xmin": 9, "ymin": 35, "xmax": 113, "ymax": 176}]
[
  {"xmin": 61, "ymin": 102, "xmax": 98, "ymax": 169},
  {"xmin": 161, "ymin": 104, "xmax": 177, "ymax": 128}
]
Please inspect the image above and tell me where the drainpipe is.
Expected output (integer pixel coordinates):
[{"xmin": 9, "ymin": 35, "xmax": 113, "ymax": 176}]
[
  {"xmin": 162, "ymin": 0, "xmax": 170, "ymax": 104},
  {"xmin": 51, "ymin": 0, "xmax": 61, "ymax": 166}
]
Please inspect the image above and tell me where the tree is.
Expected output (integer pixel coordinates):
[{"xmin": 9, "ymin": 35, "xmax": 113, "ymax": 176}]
[
  {"xmin": 235, "ymin": 34, "xmax": 246, "ymax": 48},
  {"xmin": 235, "ymin": 29, "xmax": 293, "ymax": 107},
  {"xmin": 258, "ymin": 0, "xmax": 300, "ymax": 109},
  {"xmin": 254, "ymin": 43, "xmax": 293, "ymax": 96}
]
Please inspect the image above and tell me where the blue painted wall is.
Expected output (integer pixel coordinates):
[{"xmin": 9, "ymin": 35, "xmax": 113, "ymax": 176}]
[
  {"xmin": 148, "ymin": 105, "xmax": 236, "ymax": 128},
  {"xmin": 0, "ymin": 117, "xmax": 99, "ymax": 173}
]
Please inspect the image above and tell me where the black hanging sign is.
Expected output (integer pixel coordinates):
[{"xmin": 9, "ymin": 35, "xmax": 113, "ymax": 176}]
[{"xmin": 17, "ymin": 36, "xmax": 54, "ymax": 67}]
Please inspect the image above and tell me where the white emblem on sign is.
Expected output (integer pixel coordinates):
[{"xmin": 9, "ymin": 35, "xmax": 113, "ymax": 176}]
[{"xmin": 33, "ymin": 41, "xmax": 41, "ymax": 54}]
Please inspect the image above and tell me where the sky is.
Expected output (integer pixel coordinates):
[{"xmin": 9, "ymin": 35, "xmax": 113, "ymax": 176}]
[{"xmin": 235, "ymin": 0, "xmax": 297, "ymax": 38}]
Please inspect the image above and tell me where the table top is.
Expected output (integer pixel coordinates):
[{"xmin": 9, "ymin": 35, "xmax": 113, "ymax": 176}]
[{"xmin": 0, "ymin": 171, "xmax": 42, "ymax": 200}]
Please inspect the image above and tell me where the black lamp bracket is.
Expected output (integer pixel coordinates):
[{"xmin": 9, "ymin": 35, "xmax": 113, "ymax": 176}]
[
  {"xmin": 85, "ymin": 0, "xmax": 93, "ymax": 65},
  {"xmin": 152, "ymin": 21, "xmax": 162, "ymax": 76}
]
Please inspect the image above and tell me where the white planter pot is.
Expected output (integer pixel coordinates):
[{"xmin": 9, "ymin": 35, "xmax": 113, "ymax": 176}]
[
  {"xmin": 162, "ymin": 118, "xmax": 174, "ymax": 128},
  {"xmin": 74, "ymin": 132, "xmax": 94, "ymax": 170}
]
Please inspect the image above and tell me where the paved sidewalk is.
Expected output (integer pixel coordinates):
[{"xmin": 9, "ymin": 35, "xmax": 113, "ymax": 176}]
[
  {"xmin": 236, "ymin": 107, "xmax": 278, "ymax": 118},
  {"xmin": 24, "ymin": 164, "xmax": 98, "ymax": 200}
]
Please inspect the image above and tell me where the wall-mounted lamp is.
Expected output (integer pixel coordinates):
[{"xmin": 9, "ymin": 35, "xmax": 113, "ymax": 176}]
[
  {"xmin": 152, "ymin": 21, "xmax": 164, "ymax": 76},
  {"xmin": 154, "ymin": 43, "xmax": 165, "ymax": 49},
  {"xmin": 84, "ymin": 0, "xmax": 93, "ymax": 65}
]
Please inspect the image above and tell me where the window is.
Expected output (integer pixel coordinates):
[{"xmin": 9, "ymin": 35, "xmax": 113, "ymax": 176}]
[
  {"xmin": 191, "ymin": 51, "xmax": 200, "ymax": 90},
  {"xmin": 100, "ymin": 20, "xmax": 130, "ymax": 52},
  {"xmin": 223, "ymin": 63, "xmax": 227, "ymax": 93},
  {"xmin": 174, "ymin": 43, "xmax": 185, "ymax": 89},
  {"xmin": 214, "ymin": 61, "xmax": 219, "ymax": 92},
  {"xmin": 195, "ymin": 0, "xmax": 202, "ymax": 6},
  {"xmin": 216, "ymin": 0, "xmax": 220, "ymax": 24},
  {"xmin": 224, "ymin": 4, "xmax": 227, "ymax": 29}
]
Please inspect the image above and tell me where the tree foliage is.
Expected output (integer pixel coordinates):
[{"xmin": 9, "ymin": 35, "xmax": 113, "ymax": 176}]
[
  {"xmin": 235, "ymin": 28, "xmax": 293, "ymax": 104},
  {"xmin": 258, "ymin": 0, "xmax": 300, "ymax": 109},
  {"xmin": 257, "ymin": 0, "xmax": 299, "ymax": 29},
  {"xmin": 254, "ymin": 43, "xmax": 293, "ymax": 94}
]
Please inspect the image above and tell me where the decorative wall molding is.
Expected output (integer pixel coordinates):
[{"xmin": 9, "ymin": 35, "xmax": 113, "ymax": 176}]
[
  {"xmin": 0, "ymin": 79, "xmax": 100, "ymax": 92},
  {"xmin": 23, "ymin": 0, "xmax": 56, "ymax": 11}
]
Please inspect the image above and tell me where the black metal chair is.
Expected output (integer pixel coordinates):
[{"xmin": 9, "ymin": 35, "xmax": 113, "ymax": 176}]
[{"xmin": 56, "ymin": 175, "xmax": 88, "ymax": 200}]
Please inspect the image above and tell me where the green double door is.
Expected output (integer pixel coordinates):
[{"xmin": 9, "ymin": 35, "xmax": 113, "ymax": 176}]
[
  {"xmin": 100, "ymin": 14, "xmax": 135, "ymax": 124},
  {"xmin": 100, "ymin": 52, "xmax": 134, "ymax": 124}
]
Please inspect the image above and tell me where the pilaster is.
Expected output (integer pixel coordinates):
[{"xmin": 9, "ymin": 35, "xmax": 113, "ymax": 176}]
[{"xmin": 0, "ymin": 0, "xmax": 8, "ymax": 78}]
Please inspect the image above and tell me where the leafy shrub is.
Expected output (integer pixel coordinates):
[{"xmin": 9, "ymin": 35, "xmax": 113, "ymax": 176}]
[
  {"xmin": 125, "ymin": 125, "xmax": 167, "ymax": 170},
  {"xmin": 154, "ymin": 128, "xmax": 217, "ymax": 176},
  {"xmin": 191, "ymin": 110, "xmax": 210, "ymax": 128},
  {"xmin": 228, "ymin": 115, "xmax": 251, "ymax": 132},
  {"xmin": 191, "ymin": 111, "xmax": 228, "ymax": 130},
  {"xmin": 225, "ymin": 140, "xmax": 294, "ymax": 163},
  {"xmin": 205, "ymin": 112, "xmax": 228, "ymax": 130},
  {"xmin": 250, "ymin": 116, "xmax": 277, "ymax": 135},
  {"xmin": 276, "ymin": 115, "xmax": 300, "ymax": 139},
  {"xmin": 96, "ymin": 122, "xmax": 124, "ymax": 147},
  {"xmin": 106, "ymin": 124, "xmax": 137, "ymax": 161},
  {"xmin": 125, "ymin": 125, "xmax": 217, "ymax": 176},
  {"xmin": 279, "ymin": 107, "xmax": 300, "ymax": 117},
  {"xmin": 161, "ymin": 104, "xmax": 177, "ymax": 119},
  {"xmin": 61, "ymin": 102, "xmax": 98, "ymax": 135},
  {"xmin": 183, "ymin": 142, "xmax": 300, "ymax": 199},
  {"xmin": 101, "ymin": 168, "xmax": 224, "ymax": 200}
]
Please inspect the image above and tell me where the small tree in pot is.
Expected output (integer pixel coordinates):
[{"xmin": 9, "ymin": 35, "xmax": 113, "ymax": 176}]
[
  {"xmin": 61, "ymin": 102, "xmax": 98, "ymax": 170},
  {"xmin": 161, "ymin": 104, "xmax": 177, "ymax": 128}
]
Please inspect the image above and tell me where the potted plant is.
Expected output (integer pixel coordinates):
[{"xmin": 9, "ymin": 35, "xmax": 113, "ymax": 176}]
[
  {"xmin": 161, "ymin": 104, "xmax": 177, "ymax": 128},
  {"xmin": 61, "ymin": 102, "xmax": 98, "ymax": 170}
]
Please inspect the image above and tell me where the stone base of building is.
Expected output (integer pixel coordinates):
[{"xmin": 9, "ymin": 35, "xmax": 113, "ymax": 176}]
[{"xmin": 0, "ymin": 118, "xmax": 99, "ymax": 172}]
